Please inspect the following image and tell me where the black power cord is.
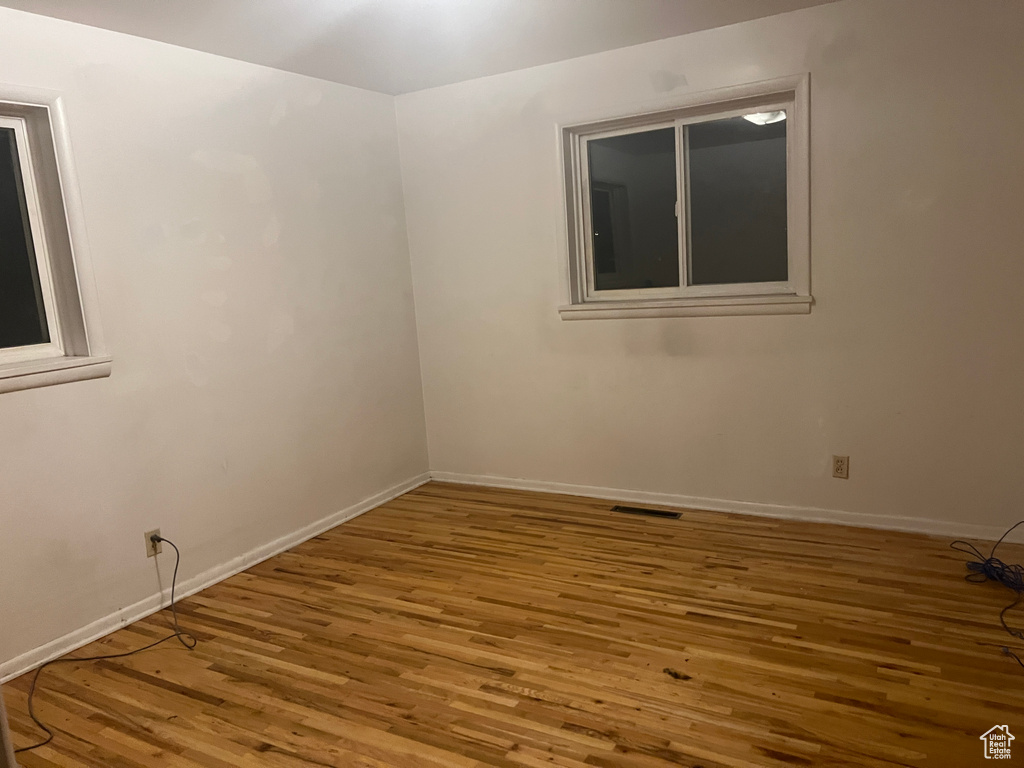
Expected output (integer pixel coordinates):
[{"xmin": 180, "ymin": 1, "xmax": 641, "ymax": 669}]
[
  {"xmin": 951, "ymin": 520, "xmax": 1024, "ymax": 669},
  {"xmin": 14, "ymin": 535, "xmax": 197, "ymax": 754}
]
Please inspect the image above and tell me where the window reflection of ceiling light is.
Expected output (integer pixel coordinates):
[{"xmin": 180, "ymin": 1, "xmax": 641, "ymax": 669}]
[{"xmin": 743, "ymin": 111, "xmax": 787, "ymax": 125}]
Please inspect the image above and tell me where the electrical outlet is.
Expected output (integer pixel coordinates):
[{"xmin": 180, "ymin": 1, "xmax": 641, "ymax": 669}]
[
  {"xmin": 832, "ymin": 455, "xmax": 850, "ymax": 479},
  {"xmin": 145, "ymin": 529, "xmax": 162, "ymax": 558}
]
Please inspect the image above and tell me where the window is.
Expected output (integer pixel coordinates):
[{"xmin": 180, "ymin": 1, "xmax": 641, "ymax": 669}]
[
  {"xmin": 1, "ymin": 116, "xmax": 60, "ymax": 360},
  {"xmin": 0, "ymin": 86, "xmax": 109, "ymax": 394},
  {"xmin": 559, "ymin": 76, "xmax": 810, "ymax": 319}
]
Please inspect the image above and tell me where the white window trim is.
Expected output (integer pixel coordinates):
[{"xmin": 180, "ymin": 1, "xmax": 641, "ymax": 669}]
[
  {"xmin": 557, "ymin": 74, "xmax": 811, "ymax": 319},
  {"xmin": 0, "ymin": 84, "xmax": 110, "ymax": 394}
]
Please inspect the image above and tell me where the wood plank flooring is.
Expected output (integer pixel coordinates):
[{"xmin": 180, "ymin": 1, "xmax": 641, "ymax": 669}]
[{"xmin": 6, "ymin": 482, "xmax": 1024, "ymax": 767}]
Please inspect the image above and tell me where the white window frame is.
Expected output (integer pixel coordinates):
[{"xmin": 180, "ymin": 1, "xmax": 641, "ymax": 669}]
[
  {"xmin": 0, "ymin": 114, "xmax": 64, "ymax": 366},
  {"xmin": 558, "ymin": 74, "xmax": 811, "ymax": 319},
  {"xmin": 0, "ymin": 84, "xmax": 109, "ymax": 394}
]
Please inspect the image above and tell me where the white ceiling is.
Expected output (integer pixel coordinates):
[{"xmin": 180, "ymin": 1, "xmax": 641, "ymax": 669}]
[{"xmin": 0, "ymin": 0, "xmax": 838, "ymax": 95}]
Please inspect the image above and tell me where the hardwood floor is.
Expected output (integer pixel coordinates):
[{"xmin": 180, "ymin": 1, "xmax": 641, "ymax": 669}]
[{"xmin": 6, "ymin": 482, "xmax": 1024, "ymax": 767}]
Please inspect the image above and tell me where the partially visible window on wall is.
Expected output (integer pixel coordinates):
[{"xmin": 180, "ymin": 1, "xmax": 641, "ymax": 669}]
[
  {"xmin": 0, "ymin": 117, "xmax": 58, "ymax": 355},
  {"xmin": 560, "ymin": 76, "xmax": 810, "ymax": 319},
  {"xmin": 0, "ymin": 90, "xmax": 109, "ymax": 393}
]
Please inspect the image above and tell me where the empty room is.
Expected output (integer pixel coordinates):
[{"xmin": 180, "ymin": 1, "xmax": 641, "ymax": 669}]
[{"xmin": 2, "ymin": 0, "xmax": 1024, "ymax": 765}]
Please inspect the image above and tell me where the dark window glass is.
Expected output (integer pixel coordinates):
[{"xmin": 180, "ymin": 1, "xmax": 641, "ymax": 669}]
[
  {"xmin": 588, "ymin": 127, "xmax": 678, "ymax": 290},
  {"xmin": 687, "ymin": 115, "xmax": 788, "ymax": 286},
  {"xmin": 0, "ymin": 126, "xmax": 48, "ymax": 349}
]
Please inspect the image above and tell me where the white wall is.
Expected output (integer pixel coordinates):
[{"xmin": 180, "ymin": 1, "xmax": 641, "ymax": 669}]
[
  {"xmin": 0, "ymin": 8, "xmax": 428, "ymax": 671},
  {"xmin": 397, "ymin": 0, "xmax": 1024, "ymax": 533}
]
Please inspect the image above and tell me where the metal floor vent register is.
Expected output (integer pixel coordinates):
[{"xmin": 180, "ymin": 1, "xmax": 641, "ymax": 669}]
[{"xmin": 611, "ymin": 505, "xmax": 682, "ymax": 520}]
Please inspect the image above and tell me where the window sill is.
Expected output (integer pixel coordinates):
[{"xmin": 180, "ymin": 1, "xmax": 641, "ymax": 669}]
[
  {"xmin": 0, "ymin": 355, "xmax": 112, "ymax": 395},
  {"xmin": 558, "ymin": 294, "xmax": 813, "ymax": 320}
]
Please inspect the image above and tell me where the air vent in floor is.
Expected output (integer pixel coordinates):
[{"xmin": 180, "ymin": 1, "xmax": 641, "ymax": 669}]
[{"xmin": 611, "ymin": 505, "xmax": 681, "ymax": 519}]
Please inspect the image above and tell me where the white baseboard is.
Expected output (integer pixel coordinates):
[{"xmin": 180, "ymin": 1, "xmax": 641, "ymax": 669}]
[
  {"xmin": 429, "ymin": 471, "xmax": 1019, "ymax": 544},
  {"xmin": 0, "ymin": 472, "xmax": 430, "ymax": 684}
]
